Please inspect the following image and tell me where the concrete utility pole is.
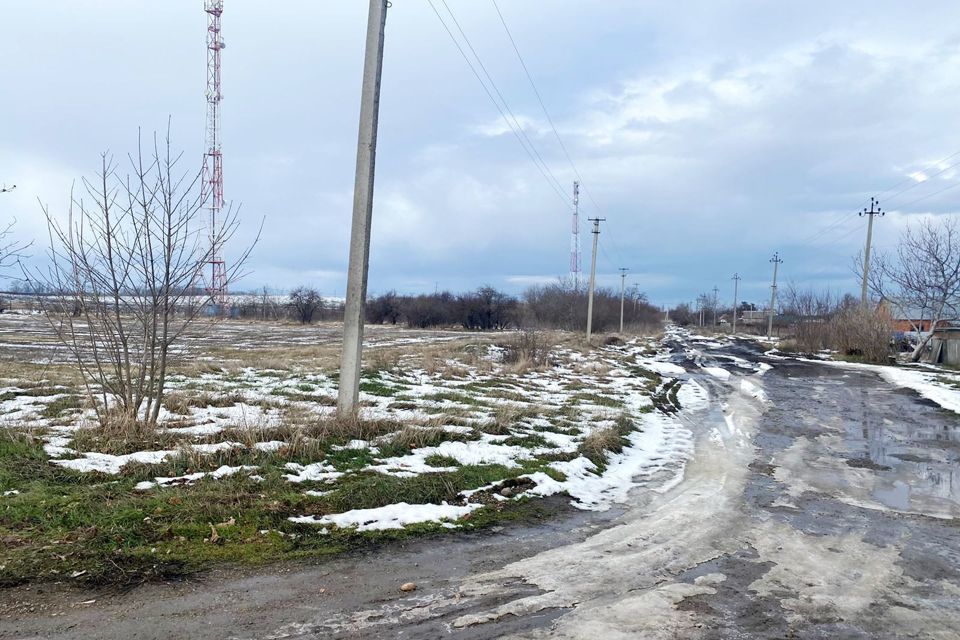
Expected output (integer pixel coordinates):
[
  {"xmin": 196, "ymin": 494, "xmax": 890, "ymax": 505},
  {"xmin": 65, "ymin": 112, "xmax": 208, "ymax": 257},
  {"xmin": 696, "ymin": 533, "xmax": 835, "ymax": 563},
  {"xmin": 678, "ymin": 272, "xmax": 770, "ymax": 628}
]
[
  {"xmin": 585, "ymin": 217, "xmax": 605, "ymax": 342},
  {"xmin": 618, "ymin": 267, "xmax": 629, "ymax": 333},
  {"xmin": 338, "ymin": 0, "xmax": 388, "ymax": 416},
  {"xmin": 731, "ymin": 273, "xmax": 741, "ymax": 334},
  {"xmin": 712, "ymin": 285, "xmax": 719, "ymax": 326},
  {"xmin": 767, "ymin": 252, "xmax": 783, "ymax": 338},
  {"xmin": 860, "ymin": 197, "xmax": 883, "ymax": 306}
]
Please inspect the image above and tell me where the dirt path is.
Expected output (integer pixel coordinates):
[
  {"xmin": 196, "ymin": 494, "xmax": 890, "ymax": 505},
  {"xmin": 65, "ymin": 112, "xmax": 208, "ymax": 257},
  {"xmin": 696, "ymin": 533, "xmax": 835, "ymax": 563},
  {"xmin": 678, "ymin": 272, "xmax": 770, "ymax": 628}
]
[{"xmin": 4, "ymin": 334, "xmax": 960, "ymax": 639}]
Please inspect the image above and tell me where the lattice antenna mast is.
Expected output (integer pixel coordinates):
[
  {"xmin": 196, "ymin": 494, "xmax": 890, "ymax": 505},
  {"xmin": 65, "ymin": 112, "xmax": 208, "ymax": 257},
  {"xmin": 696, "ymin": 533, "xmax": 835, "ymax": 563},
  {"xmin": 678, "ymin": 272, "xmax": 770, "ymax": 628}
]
[
  {"xmin": 570, "ymin": 181, "xmax": 581, "ymax": 289},
  {"xmin": 203, "ymin": 0, "xmax": 227, "ymax": 307}
]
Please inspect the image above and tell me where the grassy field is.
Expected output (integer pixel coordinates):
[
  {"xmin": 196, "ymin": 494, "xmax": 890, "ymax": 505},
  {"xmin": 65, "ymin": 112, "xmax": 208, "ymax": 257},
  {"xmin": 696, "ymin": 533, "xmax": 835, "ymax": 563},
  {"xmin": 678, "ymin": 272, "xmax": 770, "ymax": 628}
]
[{"xmin": 0, "ymin": 315, "xmax": 682, "ymax": 587}]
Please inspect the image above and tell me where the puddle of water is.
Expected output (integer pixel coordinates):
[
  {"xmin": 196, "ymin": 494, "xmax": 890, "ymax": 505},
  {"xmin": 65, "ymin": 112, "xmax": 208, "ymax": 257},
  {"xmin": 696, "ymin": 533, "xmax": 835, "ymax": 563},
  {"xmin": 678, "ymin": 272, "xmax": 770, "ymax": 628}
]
[{"xmin": 873, "ymin": 480, "xmax": 911, "ymax": 510}]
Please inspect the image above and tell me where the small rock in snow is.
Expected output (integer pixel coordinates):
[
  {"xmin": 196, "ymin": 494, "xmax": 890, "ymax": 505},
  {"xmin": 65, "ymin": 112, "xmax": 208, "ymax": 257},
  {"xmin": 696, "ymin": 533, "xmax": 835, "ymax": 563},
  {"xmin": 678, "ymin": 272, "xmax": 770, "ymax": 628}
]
[{"xmin": 400, "ymin": 582, "xmax": 417, "ymax": 592}]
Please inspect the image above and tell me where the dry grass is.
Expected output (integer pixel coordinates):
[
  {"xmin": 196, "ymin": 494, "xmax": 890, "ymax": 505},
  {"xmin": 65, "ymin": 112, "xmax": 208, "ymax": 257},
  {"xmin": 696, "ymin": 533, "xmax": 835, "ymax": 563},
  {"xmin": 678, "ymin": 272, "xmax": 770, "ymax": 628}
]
[
  {"xmin": 163, "ymin": 391, "xmax": 248, "ymax": 415},
  {"xmin": 69, "ymin": 415, "xmax": 188, "ymax": 455},
  {"xmin": 577, "ymin": 427, "xmax": 625, "ymax": 467},
  {"xmin": 367, "ymin": 348, "xmax": 402, "ymax": 372},
  {"xmin": 384, "ymin": 425, "xmax": 448, "ymax": 450},
  {"xmin": 571, "ymin": 359, "xmax": 613, "ymax": 377},
  {"xmin": 189, "ymin": 344, "xmax": 342, "ymax": 375},
  {"xmin": 499, "ymin": 329, "xmax": 557, "ymax": 375},
  {"xmin": 477, "ymin": 402, "xmax": 543, "ymax": 435},
  {"xmin": 0, "ymin": 359, "xmax": 83, "ymax": 390}
]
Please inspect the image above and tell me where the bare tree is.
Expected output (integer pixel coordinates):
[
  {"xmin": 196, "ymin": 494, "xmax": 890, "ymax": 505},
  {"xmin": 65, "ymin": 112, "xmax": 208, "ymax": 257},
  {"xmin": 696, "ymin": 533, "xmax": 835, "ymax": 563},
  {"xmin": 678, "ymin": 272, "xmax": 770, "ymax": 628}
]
[
  {"xmin": 0, "ymin": 219, "xmax": 30, "ymax": 273},
  {"xmin": 32, "ymin": 130, "xmax": 257, "ymax": 433},
  {"xmin": 289, "ymin": 286, "xmax": 322, "ymax": 324},
  {"xmin": 866, "ymin": 217, "xmax": 960, "ymax": 361}
]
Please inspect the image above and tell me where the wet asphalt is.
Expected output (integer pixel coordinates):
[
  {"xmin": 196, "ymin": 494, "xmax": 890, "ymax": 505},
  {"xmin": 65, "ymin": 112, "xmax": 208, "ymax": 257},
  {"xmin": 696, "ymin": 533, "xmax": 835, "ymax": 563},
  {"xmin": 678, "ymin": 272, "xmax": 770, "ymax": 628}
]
[{"xmin": 670, "ymin": 339, "xmax": 960, "ymax": 639}]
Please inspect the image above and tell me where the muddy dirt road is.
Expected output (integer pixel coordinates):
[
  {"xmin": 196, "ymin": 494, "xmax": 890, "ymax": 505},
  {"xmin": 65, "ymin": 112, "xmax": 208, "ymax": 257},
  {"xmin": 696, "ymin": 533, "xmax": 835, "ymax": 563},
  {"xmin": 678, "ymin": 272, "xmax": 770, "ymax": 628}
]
[{"xmin": 4, "ymin": 334, "xmax": 960, "ymax": 639}]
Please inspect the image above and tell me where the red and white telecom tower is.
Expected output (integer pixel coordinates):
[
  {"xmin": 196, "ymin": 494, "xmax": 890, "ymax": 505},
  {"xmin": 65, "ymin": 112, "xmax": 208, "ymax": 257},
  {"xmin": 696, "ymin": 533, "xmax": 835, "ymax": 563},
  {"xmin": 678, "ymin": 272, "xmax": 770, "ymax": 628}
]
[
  {"xmin": 203, "ymin": 0, "xmax": 228, "ymax": 308},
  {"xmin": 570, "ymin": 181, "xmax": 581, "ymax": 289}
]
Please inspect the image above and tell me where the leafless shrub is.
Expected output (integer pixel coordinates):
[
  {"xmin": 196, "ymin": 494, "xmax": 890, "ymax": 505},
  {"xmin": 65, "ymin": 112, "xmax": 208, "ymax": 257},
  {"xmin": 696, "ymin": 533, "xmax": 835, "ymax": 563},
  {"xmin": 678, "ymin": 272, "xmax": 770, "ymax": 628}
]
[
  {"xmin": 501, "ymin": 329, "xmax": 553, "ymax": 368},
  {"xmin": 0, "ymin": 218, "xmax": 30, "ymax": 274},
  {"xmin": 522, "ymin": 282, "xmax": 661, "ymax": 333},
  {"xmin": 829, "ymin": 305, "xmax": 892, "ymax": 363},
  {"xmin": 367, "ymin": 348, "xmax": 401, "ymax": 372},
  {"xmin": 30, "ymin": 129, "xmax": 257, "ymax": 433}
]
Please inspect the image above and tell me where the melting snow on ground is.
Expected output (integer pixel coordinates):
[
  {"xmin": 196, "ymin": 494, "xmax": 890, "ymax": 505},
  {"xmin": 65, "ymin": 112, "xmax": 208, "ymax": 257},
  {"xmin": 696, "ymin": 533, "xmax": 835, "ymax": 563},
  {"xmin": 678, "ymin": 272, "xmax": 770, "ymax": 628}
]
[
  {"xmin": 289, "ymin": 502, "xmax": 483, "ymax": 531},
  {"xmin": 808, "ymin": 358, "xmax": 960, "ymax": 416},
  {"xmin": 3, "ymin": 327, "xmax": 736, "ymax": 535}
]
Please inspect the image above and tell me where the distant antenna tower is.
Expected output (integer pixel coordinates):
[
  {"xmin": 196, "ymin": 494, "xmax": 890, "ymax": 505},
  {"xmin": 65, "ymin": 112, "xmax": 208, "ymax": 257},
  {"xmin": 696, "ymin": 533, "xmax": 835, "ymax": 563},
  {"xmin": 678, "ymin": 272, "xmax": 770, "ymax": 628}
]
[
  {"xmin": 203, "ymin": 0, "xmax": 227, "ymax": 308},
  {"xmin": 570, "ymin": 181, "xmax": 582, "ymax": 289}
]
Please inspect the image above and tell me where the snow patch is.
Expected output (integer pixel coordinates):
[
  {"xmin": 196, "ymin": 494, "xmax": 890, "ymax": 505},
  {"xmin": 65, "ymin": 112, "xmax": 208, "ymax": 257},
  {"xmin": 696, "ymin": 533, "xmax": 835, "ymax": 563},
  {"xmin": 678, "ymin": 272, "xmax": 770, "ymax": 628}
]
[
  {"xmin": 134, "ymin": 464, "xmax": 258, "ymax": 491},
  {"xmin": 289, "ymin": 501, "xmax": 481, "ymax": 531},
  {"xmin": 703, "ymin": 366, "xmax": 731, "ymax": 380},
  {"xmin": 52, "ymin": 441, "xmax": 243, "ymax": 474}
]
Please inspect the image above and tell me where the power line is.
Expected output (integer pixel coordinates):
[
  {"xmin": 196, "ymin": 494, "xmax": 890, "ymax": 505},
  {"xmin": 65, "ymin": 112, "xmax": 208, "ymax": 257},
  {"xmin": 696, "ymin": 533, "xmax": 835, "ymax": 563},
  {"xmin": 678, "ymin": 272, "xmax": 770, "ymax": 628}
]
[
  {"xmin": 887, "ymin": 179, "xmax": 960, "ymax": 212},
  {"xmin": 489, "ymin": 0, "xmax": 633, "ymax": 270},
  {"xmin": 813, "ymin": 149, "xmax": 960, "ymax": 254},
  {"xmin": 880, "ymin": 155, "xmax": 960, "ymax": 207},
  {"xmin": 429, "ymin": 0, "xmax": 571, "ymax": 209},
  {"xmin": 795, "ymin": 211, "xmax": 858, "ymax": 246},
  {"xmin": 875, "ymin": 148, "xmax": 960, "ymax": 203},
  {"xmin": 490, "ymin": 0, "xmax": 598, "ymax": 210},
  {"xmin": 597, "ymin": 234, "xmax": 621, "ymax": 274}
]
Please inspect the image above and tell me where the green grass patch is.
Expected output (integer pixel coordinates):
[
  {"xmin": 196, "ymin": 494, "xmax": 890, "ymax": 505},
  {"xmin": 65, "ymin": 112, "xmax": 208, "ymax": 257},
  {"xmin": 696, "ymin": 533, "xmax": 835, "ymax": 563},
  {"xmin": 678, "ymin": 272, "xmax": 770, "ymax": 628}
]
[
  {"xmin": 386, "ymin": 401, "xmax": 419, "ymax": 410},
  {"xmin": 424, "ymin": 454, "xmax": 461, "ymax": 468},
  {"xmin": 502, "ymin": 433, "xmax": 550, "ymax": 449},
  {"xmin": 358, "ymin": 379, "xmax": 403, "ymax": 397},
  {"xmin": 569, "ymin": 392, "xmax": 624, "ymax": 408},
  {"xmin": 269, "ymin": 388, "xmax": 337, "ymax": 404},
  {"xmin": 482, "ymin": 389, "xmax": 531, "ymax": 402},
  {"xmin": 459, "ymin": 379, "xmax": 514, "ymax": 392},
  {"xmin": 422, "ymin": 391, "xmax": 489, "ymax": 407},
  {"xmin": 324, "ymin": 447, "xmax": 376, "ymax": 471},
  {"xmin": 318, "ymin": 464, "xmax": 514, "ymax": 513},
  {"xmin": 0, "ymin": 404, "xmax": 577, "ymax": 589},
  {"xmin": 375, "ymin": 426, "xmax": 477, "ymax": 458},
  {"xmin": 40, "ymin": 395, "xmax": 84, "ymax": 419},
  {"xmin": 628, "ymin": 365, "xmax": 662, "ymax": 391}
]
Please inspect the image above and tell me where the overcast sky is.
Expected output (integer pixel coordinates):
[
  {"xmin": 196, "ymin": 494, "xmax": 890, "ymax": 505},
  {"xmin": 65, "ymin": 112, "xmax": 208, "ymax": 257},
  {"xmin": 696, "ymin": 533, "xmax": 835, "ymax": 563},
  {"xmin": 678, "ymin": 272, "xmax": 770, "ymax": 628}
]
[{"xmin": 3, "ymin": 1, "xmax": 960, "ymax": 307}]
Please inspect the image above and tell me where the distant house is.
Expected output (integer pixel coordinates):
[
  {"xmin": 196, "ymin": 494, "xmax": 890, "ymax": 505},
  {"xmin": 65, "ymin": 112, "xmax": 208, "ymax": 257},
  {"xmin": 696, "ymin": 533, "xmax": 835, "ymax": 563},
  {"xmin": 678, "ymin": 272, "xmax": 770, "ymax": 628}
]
[
  {"xmin": 739, "ymin": 310, "xmax": 767, "ymax": 325},
  {"xmin": 878, "ymin": 299, "xmax": 944, "ymax": 333}
]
